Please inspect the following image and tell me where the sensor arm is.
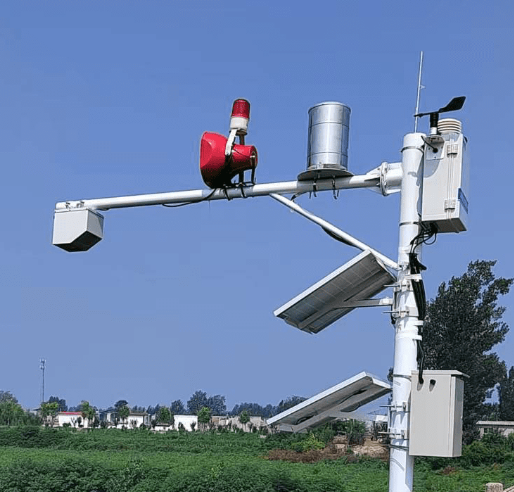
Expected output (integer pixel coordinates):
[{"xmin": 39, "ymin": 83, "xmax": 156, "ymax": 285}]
[
  {"xmin": 269, "ymin": 193, "xmax": 399, "ymax": 271},
  {"xmin": 55, "ymin": 173, "xmax": 383, "ymax": 212}
]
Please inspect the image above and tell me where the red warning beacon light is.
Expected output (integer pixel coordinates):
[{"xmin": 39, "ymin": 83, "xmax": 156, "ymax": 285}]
[
  {"xmin": 230, "ymin": 98, "xmax": 251, "ymax": 134},
  {"xmin": 200, "ymin": 99, "xmax": 258, "ymax": 189}
]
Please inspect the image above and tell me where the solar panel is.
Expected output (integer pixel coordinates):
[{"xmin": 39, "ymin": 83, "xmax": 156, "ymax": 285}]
[
  {"xmin": 274, "ymin": 250, "xmax": 396, "ymax": 333},
  {"xmin": 267, "ymin": 372, "xmax": 391, "ymax": 433}
]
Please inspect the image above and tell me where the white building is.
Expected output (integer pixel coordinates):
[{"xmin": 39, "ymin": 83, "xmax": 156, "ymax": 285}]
[
  {"xmin": 102, "ymin": 411, "xmax": 150, "ymax": 429},
  {"xmin": 152, "ymin": 414, "xmax": 198, "ymax": 432},
  {"xmin": 54, "ymin": 411, "xmax": 91, "ymax": 428},
  {"xmin": 477, "ymin": 421, "xmax": 514, "ymax": 438},
  {"xmin": 213, "ymin": 415, "xmax": 267, "ymax": 431}
]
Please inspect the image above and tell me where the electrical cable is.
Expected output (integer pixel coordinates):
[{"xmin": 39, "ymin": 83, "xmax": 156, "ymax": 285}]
[
  {"xmin": 321, "ymin": 227, "xmax": 355, "ymax": 247},
  {"xmin": 408, "ymin": 222, "xmax": 437, "ymax": 385},
  {"xmin": 162, "ymin": 188, "xmax": 217, "ymax": 208}
]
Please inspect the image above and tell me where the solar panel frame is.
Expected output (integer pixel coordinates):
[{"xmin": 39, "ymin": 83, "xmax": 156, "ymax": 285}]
[
  {"xmin": 274, "ymin": 250, "xmax": 397, "ymax": 333},
  {"xmin": 267, "ymin": 372, "xmax": 391, "ymax": 431}
]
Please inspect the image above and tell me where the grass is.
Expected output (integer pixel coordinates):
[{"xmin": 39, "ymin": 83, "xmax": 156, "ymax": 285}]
[{"xmin": 0, "ymin": 427, "xmax": 512, "ymax": 491}]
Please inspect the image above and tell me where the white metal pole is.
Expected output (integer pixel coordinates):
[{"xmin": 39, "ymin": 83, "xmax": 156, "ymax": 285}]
[
  {"xmin": 54, "ymin": 175, "xmax": 381, "ymax": 211},
  {"xmin": 414, "ymin": 51, "xmax": 424, "ymax": 133},
  {"xmin": 389, "ymin": 132, "xmax": 425, "ymax": 492},
  {"xmin": 269, "ymin": 193, "xmax": 399, "ymax": 271}
]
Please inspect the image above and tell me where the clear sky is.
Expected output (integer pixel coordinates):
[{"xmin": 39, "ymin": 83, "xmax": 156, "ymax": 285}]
[{"xmin": 1, "ymin": 1, "xmax": 512, "ymax": 411}]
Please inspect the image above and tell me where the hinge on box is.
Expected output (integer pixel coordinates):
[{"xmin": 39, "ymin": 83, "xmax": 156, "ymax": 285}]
[{"xmin": 444, "ymin": 199, "xmax": 456, "ymax": 211}]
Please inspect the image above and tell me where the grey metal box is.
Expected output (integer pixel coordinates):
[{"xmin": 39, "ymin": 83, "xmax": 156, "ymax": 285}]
[
  {"xmin": 53, "ymin": 208, "xmax": 104, "ymax": 252},
  {"xmin": 422, "ymin": 132, "xmax": 469, "ymax": 233},
  {"xmin": 409, "ymin": 370, "xmax": 466, "ymax": 457}
]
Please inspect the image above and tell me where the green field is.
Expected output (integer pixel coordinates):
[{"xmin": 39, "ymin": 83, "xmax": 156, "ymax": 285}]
[{"xmin": 0, "ymin": 427, "xmax": 512, "ymax": 491}]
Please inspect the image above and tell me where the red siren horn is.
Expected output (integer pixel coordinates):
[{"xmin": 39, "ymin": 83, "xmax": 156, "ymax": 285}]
[{"xmin": 200, "ymin": 132, "xmax": 258, "ymax": 189}]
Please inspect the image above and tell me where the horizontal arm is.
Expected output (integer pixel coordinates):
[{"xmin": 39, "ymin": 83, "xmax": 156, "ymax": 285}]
[{"xmin": 55, "ymin": 174, "xmax": 381, "ymax": 211}]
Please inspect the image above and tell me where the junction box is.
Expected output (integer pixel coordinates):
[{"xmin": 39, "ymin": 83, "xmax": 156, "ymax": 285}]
[
  {"xmin": 409, "ymin": 370, "xmax": 467, "ymax": 457},
  {"xmin": 422, "ymin": 119, "xmax": 469, "ymax": 233}
]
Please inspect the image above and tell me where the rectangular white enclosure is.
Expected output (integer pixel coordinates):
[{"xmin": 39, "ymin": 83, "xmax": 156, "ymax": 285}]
[
  {"xmin": 267, "ymin": 372, "xmax": 391, "ymax": 433},
  {"xmin": 409, "ymin": 370, "xmax": 466, "ymax": 457},
  {"xmin": 274, "ymin": 250, "xmax": 396, "ymax": 333},
  {"xmin": 422, "ymin": 130, "xmax": 469, "ymax": 233}
]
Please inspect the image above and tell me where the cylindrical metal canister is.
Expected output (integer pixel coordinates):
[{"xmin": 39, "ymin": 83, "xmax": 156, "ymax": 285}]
[{"xmin": 300, "ymin": 102, "xmax": 351, "ymax": 180}]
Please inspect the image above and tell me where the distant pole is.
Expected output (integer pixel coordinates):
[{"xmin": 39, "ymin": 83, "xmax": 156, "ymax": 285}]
[
  {"xmin": 414, "ymin": 51, "xmax": 424, "ymax": 133},
  {"xmin": 40, "ymin": 358, "xmax": 46, "ymax": 404},
  {"xmin": 388, "ymin": 132, "xmax": 424, "ymax": 492}
]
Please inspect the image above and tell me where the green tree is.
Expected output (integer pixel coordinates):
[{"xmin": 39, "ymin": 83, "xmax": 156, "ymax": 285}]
[
  {"xmin": 187, "ymin": 391, "xmax": 208, "ymax": 415},
  {"xmin": 423, "ymin": 260, "xmax": 513, "ymax": 441},
  {"xmin": 230, "ymin": 402, "xmax": 274, "ymax": 418},
  {"xmin": 197, "ymin": 406, "xmax": 211, "ymax": 431},
  {"xmin": 170, "ymin": 399, "xmax": 186, "ymax": 415},
  {"xmin": 338, "ymin": 419, "xmax": 367, "ymax": 445},
  {"xmin": 275, "ymin": 396, "xmax": 306, "ymax": 415},
  {"xmin": 499, "ymin": 366, "xmax": 514, "ymax": 421},
  {"xmin": 40, "ymin": 402, "xmax": 59, "ymax": 426},
  {"xmin": 48, "ymin": 396, "xmax": 67, "ymax": 412},
  {"xmin": 114, "ymin": 400, "xmax": 128, "ymax": 410},
  {"xmin": 0, "ymin": 400, "xmax": 25, "ymax": 425},
  {"xmin": 0, "ymin": 391, "xmax": 18, "ymax": 404},
  {"xmin": 206, "ymin": 394, "xmax": 226, "ymax": 415},
  {"xmin": 117, "ymin": 404, "xmax": 130, "ymax": 426},
  {"xmin": 80, "ymin": 401, "xmax": 96, "ymax": 428},
  {"xmin": 186, "ymin": 391, "xmax": 227, "ymax": 415},
  {"xmin": 238, "ymin": 410, "xmax": 250, "ymax": 432},
  {"xmin": 156, "ymin": 406, "xmax": 172, "ymax": 425}
]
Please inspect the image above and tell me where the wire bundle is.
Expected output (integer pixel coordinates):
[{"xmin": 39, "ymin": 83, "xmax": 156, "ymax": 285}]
[{"xmin": 409, "ymin": 223, "xmax": 437, "ymax": 384}]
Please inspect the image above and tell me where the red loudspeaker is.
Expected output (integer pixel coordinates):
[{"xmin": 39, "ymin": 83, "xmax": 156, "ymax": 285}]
[{"xmin": 200, "ymin": 132, "xmax": 258, "ymax": 189}]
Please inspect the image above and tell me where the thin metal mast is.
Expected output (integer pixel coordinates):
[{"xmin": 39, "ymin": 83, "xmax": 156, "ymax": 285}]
[
  {"xmin": 414, "ymin": 51, "xmax": 424, "ymax": 132},
  {"xmin": 40, "ymin": 358, "xmax": 46, "ymax": 403}
]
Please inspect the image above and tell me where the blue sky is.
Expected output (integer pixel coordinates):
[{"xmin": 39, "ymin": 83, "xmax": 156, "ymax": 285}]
[{"xmin": 1, "ymin": 1, "xmax": 512, "ymax": 411}]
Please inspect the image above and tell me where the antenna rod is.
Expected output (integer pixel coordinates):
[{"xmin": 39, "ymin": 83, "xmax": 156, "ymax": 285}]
[
  {"xmin": 40, "ymin": 358, "xmax": 46, "ymax": 404},
  {"xmin": 414, "ymin": 51, "xmax": 424, "ymax": 132}
]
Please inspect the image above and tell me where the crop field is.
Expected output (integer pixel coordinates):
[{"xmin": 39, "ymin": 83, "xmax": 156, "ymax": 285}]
[{"xmin": 0, "ymin": 427, "xmax": 512, "ymax": 491}]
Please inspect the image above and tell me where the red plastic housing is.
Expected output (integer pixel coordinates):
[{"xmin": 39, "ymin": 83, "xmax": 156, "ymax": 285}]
[
  {"xmin": 231, "ymin": 99, "xmax": 250, "ymax": 119},
  {"xmin": 200, "ymin": 132, "xmax": 257, "ymax": 189}
]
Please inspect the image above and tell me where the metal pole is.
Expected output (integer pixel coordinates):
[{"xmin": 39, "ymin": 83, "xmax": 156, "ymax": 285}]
[
  {"xmin": 414, "ymin": 52, "xmax": 424, "ymax": 133},
  {"xmin": 54, "ymin": 175, "xmax": 381, "ymax": 212},
  {"xmin": 269, "ymin": 193, "xmax": 399, "ymax": 271},
  {"xmin": 40, "ymin": 358, "xmax": 46, "ymax": 404},
  {"xmin": 388, "ymin": 132, "xmax": 425, "ymax": 492}
]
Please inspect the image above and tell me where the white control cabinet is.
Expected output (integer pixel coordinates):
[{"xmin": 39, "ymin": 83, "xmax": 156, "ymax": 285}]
[
  {"xmin": 422, "ymin": 130, "xmax": 469, "ymax": 233},
  {"xmin": 409, "ymin": 370, "xmax": 467, "ymax": 457}
]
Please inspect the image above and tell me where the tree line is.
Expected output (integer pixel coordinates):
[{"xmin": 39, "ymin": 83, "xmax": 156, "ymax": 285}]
[{"xmin": 0, "ymin": 388, "xmax": 306, "ymax": 427}]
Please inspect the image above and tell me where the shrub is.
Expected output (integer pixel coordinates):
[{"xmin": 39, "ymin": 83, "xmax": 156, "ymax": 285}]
[
  {"xmin": 290, "ymin": 433, "xmax": 325, "ymax": 453},
  {"xmin": 161, "ymin": 462, "xmax": 309, "ymax": 492},
  {"xmin": 337, "ymin": 419, "xmax": 366, "ymax": 445},
  {"xmin": 481, "ymin": 430, "xmax": 508, "ymax": 447},
  {"xmin": 312, "ymin": 425, "xmax": 335, "ymax": 446}
]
